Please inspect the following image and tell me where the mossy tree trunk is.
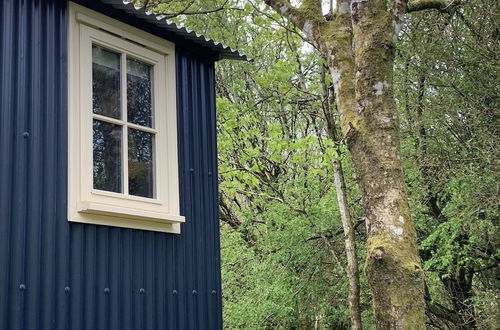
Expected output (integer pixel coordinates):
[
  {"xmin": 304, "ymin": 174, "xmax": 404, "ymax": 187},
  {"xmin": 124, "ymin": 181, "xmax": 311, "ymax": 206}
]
[
  {"xmin": 262, "ymin": 0, "xmax": 451, "ymax": 328},
  {"xmin": 347, "ymin": 1, "xmax": 425, "ymax": 328}
]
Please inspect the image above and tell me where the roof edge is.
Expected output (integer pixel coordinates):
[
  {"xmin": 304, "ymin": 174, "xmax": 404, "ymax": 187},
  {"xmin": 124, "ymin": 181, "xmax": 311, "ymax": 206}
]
[{"xmin": 97, "ymin": 0, "xmax": 248, "ymax": 61}]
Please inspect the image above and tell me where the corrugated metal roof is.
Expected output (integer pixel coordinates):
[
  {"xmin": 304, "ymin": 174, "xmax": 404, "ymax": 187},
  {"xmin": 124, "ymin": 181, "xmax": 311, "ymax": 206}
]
[{"xmin": 99, "ymin": 0, "xmax": 247, "ymax": 61}]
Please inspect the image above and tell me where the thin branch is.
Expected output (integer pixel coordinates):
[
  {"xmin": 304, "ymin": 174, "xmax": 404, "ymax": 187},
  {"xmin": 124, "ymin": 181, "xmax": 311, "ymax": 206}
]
[
  {"xmin": 247, "ymin": 0, "xmax": 309, "ymax": 45},
  {"xmin": 147, "ymin": 0, "xmax": 242, "ymax": 19},
  {"xmin": 262, "ymin": 0, "xmax": 303, "ymax": 28},
  {"xmin": 262, "ymin": 0, "xmax": 324, "ymax": 35},
  {"xmin": 305, "ymin": 219, "xmax": 365, "ymax": 242}
]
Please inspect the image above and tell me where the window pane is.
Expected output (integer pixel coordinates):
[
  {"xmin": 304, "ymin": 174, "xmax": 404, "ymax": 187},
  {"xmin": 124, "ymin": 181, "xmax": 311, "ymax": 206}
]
[
  {"xmin": 93, "ymin": 120, "xmax": 122, "ymax": 193},
  {"xmin": 127, "ymin": 57, "xmax": 153, "ymax": 127},
  {"xmin": 92, "ymin": 45, "xmax": 121, "ymax": 119},
  {"xmin": 128, "ymin": 128, "xmax": 155, "ymax": 198}
]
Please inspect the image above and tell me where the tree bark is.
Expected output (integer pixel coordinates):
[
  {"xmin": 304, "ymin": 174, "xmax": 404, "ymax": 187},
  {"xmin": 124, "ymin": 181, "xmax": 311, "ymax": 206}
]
[
  {"xmin": 320, "ymin": 66, "xmax": 363, "ymax": 330},
  {"xmin": 348, "ymin": 1, "xmax": 425, "ymax": 328},
  {"xmin": 333, "ymin": 158, "xmax": 363, "ymax": 330},
  {"xmin": 263, "ymin": 0, "xmax": 427, "ymax": 328}
]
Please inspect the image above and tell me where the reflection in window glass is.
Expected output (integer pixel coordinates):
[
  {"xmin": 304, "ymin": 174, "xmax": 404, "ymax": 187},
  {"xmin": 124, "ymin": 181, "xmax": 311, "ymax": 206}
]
[
  {"xmin": 93, "ymin": 120, "xmax": 122, "ymax": 193},
  {"xmin": 127, "ymin": 57, "xmax": 153, "ymax": 127},
  {"xmin": 92, "ymin": 45, "xmax": 121, "ymax": 119},
  {"xmin": 128, "ymin": 128, "xmax": 155, "ymax": 198}
]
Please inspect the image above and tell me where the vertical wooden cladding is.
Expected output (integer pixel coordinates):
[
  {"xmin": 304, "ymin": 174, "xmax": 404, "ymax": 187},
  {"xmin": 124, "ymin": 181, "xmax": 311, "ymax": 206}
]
[{"xmin": 0, "ymin": 0, "xmax": 222, "ymax": 329}]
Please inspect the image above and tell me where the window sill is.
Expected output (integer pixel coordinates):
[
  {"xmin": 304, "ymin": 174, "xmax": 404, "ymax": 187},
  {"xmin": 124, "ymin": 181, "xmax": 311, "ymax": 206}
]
[{"xmin": 69, "ymin": 202, "xmax": 185, "ymax": 233}]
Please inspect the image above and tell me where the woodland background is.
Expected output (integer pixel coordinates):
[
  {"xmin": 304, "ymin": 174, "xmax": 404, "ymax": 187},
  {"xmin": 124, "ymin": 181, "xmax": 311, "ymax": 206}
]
[{"xmin": 142, "ymin": 0, "xmax": 498, "ymax": 328}]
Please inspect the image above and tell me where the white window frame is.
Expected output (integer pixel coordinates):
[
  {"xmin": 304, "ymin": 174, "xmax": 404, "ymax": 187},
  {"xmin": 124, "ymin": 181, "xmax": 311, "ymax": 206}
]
[{"xmin": 68, "ymin": 2, "xmax": 184, "ymax": 233}]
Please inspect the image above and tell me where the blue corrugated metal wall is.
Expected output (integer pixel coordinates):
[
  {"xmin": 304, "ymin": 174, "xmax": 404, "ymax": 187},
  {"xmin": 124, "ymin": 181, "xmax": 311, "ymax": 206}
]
[{"xmin": 0, "ymin": 0, "xmax": 222, "ymax": 329}]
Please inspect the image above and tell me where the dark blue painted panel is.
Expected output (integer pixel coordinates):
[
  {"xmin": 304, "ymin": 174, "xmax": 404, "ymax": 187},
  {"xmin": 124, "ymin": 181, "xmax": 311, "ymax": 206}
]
[{"xmin": 0, "ymin": 0, "xmax": 221, "ymax": 329}]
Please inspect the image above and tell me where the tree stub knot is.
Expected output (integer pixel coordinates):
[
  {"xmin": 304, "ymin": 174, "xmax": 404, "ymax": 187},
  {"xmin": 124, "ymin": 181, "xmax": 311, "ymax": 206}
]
[{"xmin": 371, "ymin": 246, "xmax": 386, "ymax": 259}]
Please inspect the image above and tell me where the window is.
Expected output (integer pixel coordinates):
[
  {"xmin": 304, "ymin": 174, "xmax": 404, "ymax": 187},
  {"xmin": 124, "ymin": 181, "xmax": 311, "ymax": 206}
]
[{"xmin": 68, "ymin": 3, "xmax": 184, "ymax": 233}]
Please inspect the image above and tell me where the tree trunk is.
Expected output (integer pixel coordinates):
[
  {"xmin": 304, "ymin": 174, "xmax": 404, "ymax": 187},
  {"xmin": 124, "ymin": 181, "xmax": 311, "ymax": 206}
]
[
  {"xmin": 346, "ymin": 1, "xmax": 426, "ymax": 328},
  {"xmin": 333, "ymin": 158, "xmax": 363, "ymax": 330},
  {"xmin": 320, "ymin": 66, "xmax": 363, "ymax": 330},
  {"xmin": 263, "ymin": 0, "xmax": 427, "ymax": 328}
]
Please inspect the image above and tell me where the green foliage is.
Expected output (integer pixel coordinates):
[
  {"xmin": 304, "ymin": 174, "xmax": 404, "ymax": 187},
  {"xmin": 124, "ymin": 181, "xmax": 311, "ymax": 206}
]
[
  {"xmin": 396, "ymin": 0, "xmax": 499, "ymax": 327},
  {"xmin": 174, "ymin": 2, "xmax": 367, "ymax": 328},
  {"xmin": 146, "ymin": 0, "xmax": 498, "ymax": 328}
]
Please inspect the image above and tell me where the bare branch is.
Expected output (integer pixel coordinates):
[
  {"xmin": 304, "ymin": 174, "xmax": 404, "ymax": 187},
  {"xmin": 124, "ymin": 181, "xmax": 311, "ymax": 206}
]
[
  {"xmin": 262, "ymin": 0, "xmax": 324, "ymax": 39},
  {"xmin": 247, "ymin": 0, "xmax": 311, "ymax": 45},
  {"xmin": 262, "ymin": 0, "xmax": 304, "ymax": 29}
]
